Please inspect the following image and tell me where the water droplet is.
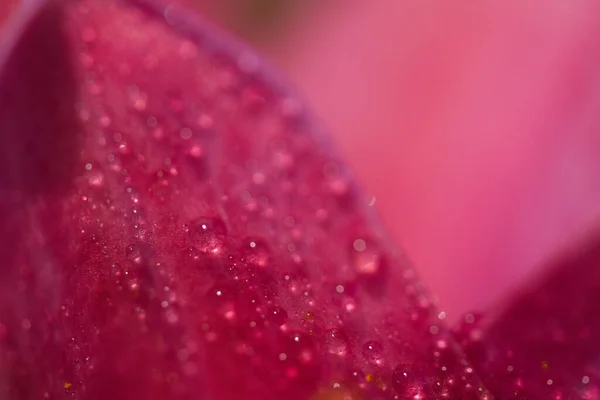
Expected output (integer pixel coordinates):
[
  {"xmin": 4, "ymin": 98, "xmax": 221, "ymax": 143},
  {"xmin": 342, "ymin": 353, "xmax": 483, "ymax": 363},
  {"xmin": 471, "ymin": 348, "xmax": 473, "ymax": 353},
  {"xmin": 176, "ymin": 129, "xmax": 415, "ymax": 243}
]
[
  {"xmin": 342, "ymin": 297, "xmax": 357, "ymax": 313},
  {"xmin": 349, "ymin": 370, "xmax": 366, "ymax": 386},
  {"xmin": 283, "ymin": 332, "xmax": 316, "ymax": 365},
  {"xmin": 266, "ymin": 306, "xmax": 288, "ymax": 327},
  {"xmin": 240, "ymin": 238, "xmax": 271, "ymax": 269},
  {"xmin": 188, "ymin": 217, "xmax": 227, "ymax": 255},
  {"xmin": 350, "ymin": 238, "xmax": 389, "ymax": 296},
  {"xmin": 362, "ymin": 341, "xmax": 384, "ymax": 364},
  {"xmin": 351, "ymin": 238, "xmax": 381, "ymax": 275},
  {"xmin": 126, "ymin": 244, "xmax": 142, "ymax": 263},
  {"xmin": 392, "ymin": 364, "xmax": 422, "ymax": 397},
  {"xmin": 323, "ymin": 329, "xmax": 349, "ymax": 356},
  {"xmin": 581, "ymin": 384, "xmax": 600, "ymax": 399},
  {"xmin": 453, "ymin": 312, "xmax": 485, "ymax": 357},
  {"xmin": 205, "ymin": 284, "xmax": 235, "ymax": 307},
  {"xmin": 302, "ymin": 312, "xmax": 315, "ymax": 324},
  {"xmin": 87, "ymin": 169, "xmax": 105, "ymax": 187}
]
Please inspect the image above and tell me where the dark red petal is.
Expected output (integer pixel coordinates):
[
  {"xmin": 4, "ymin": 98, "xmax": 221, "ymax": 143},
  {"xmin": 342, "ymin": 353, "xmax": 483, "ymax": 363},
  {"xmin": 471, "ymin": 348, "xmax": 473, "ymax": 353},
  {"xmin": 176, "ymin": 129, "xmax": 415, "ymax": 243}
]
[
  {"xmin": 0, "ymin": 1, "xmax": 489, "ymax": 399},
  {"xmin": 457, "ymin": 230, "xmax": 600, "ymax": 399}
]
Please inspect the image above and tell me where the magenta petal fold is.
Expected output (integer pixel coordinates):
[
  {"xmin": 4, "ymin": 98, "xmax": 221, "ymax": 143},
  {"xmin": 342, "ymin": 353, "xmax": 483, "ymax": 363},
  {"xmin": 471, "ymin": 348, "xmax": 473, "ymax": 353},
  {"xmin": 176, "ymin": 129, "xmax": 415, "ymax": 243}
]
[
  {"xmin": 457, "ymin": 231, "xmax": 600, "ymax": 399},
  {"xmin": 0, "ymin": 1, "xmax": 490, "ymax": 399}
]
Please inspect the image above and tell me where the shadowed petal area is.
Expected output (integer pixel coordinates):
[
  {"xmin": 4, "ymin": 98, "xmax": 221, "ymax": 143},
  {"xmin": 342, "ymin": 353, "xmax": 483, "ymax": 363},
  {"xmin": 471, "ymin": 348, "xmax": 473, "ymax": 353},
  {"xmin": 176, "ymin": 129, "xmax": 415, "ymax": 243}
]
[
  {"xmin": 0, "ymin": 1, "xmax": 82, "ymax": 196},
  {"xmin": 0, "ymin": 1, "xmax": 490, "ymax": 399},
  {"xmin": 458, "ymin": 230, "xmax": 600, "ymax": 399},
  {"xmin": 0, "ymin": 3, "xmax": 83, "ymax": 397}
]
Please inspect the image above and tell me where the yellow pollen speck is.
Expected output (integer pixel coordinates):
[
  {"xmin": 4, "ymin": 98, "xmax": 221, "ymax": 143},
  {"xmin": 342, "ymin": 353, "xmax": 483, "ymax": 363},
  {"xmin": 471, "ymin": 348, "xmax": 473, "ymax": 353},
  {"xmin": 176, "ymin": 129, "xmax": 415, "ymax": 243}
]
[
  {"xmin": 64, "ymin": 382, "xmax": 72, "ymax": 389},
  {"xmin": 541, "ymin": 361, "xmax": 550, "ymax": 370},
  {"xmin": 365, "ymin": 373, "xmax": 374, "ymax": 383},
  {"xmin": 311, "ymin": 385, "xmax": 361, "ymax": 400},
  {"xmin": 303, "ymin": 312, "xmax": 314, "ymax": 323}
]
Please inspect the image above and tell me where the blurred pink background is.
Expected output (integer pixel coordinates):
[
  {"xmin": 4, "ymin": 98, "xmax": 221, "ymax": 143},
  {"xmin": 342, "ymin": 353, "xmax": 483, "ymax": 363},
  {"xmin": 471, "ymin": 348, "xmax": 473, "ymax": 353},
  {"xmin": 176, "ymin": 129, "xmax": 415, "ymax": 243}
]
[{"xmin": 4, "ymin": 0, "xmax": 600, "ymax": 321}]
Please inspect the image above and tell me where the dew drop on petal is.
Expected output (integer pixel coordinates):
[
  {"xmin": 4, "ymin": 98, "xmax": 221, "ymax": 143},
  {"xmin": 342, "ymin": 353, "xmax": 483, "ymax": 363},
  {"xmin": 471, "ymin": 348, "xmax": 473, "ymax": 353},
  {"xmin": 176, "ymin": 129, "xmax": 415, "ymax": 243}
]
[
  {"xmin": 188, "ymin": 217, "xmax": 227, "ymax": 255},
  {"xmin": 391, "ymin": 364, "xmax": 423, "ymax": 398},
  {"xmin": 323, "ymin": 329, "xmax": 349, "ymax": 356},
  {"xmin": 87, "ymin": 169, "xmax": 105, "ymax": 187},
  {"xmin": 240, "ymin": 238, "xmax": 271, "ymax": 269},
  {"xmin": 351, "ymin": 238, "xmax": 381, "ymax": 275},
  {"xmin": 125, "ymin": 244, "xmax": 142, "ymax": 263},
  {"xmin": 361, "ymin": 341, "xmax": 383, "ymax": 364},
  {"xmin": 349, "ymin": 238, "xmax": 389, "ymax": 296},
  {"xmin": 266, "ymin": 306, "xmax": 288, "ymax": 327}
]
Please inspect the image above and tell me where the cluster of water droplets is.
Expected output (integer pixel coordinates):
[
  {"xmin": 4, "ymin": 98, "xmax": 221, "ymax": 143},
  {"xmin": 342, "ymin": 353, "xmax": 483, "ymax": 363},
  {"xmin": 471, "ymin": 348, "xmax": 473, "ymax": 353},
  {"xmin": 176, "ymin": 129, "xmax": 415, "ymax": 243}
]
[
  {"xmin": 453, "ymin": 312, "xmax": 600, "ymax": 399},
  {"xmin": 24, "ymin": 2, "xmax": 497, "ymax": 398}
]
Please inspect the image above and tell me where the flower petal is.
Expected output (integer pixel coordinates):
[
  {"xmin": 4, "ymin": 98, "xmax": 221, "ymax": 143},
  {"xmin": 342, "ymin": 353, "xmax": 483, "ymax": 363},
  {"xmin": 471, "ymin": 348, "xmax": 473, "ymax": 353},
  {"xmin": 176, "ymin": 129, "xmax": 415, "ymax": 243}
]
[
  {"xmin": 0, "ymin": 1, "xmax": 490, "ymax": 399},
  {"xmin": 458, "ymin": 229, "xmax": 600, "ymax": 398}
]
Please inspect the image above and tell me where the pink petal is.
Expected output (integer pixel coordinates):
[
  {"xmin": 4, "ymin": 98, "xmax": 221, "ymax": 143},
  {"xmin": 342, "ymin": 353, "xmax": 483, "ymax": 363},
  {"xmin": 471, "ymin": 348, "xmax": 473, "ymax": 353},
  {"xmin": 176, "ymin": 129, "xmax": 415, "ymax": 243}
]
[
  {"xmin": 0, "ymin": 1, "xmax": 489, "ymax": 399},
  {"xmin": 457, "ymin": 230, "xmax": 600, "ymax": 398}
]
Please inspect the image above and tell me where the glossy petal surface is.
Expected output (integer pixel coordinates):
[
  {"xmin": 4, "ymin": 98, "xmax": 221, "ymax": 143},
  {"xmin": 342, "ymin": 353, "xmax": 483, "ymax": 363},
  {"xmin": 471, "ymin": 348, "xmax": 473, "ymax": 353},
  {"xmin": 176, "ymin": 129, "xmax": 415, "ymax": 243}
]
[{"xmin": 0, "ymin": 1, "xmax": 489, "ymax": 399}]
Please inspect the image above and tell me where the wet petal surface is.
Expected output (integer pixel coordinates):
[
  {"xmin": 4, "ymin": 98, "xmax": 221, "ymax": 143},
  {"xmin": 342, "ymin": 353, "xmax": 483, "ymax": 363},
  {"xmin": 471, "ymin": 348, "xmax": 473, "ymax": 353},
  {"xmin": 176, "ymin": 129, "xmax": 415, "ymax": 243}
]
[
  {"xmin": 0, "ymin": 1, "xmax": 489, "ymax": 399},
  {"xmin": 457, "ymin": 231, "xmax": 600, "ymax": 399}
]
